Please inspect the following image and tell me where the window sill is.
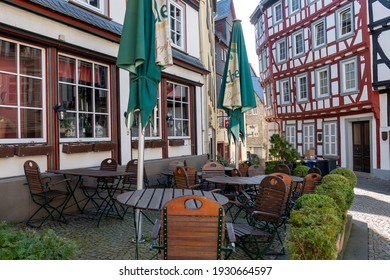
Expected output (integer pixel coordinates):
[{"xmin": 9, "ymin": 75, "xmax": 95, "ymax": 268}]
[
  {"xmin": 14, "ymin": 144, "xmax": 53, "ymax": 157},
  {"xmin": 92, "ymin": 142, "xmax": 116, "ymax": 152},
  {"xmin": 62, "ymin": 143, "xmax": 94, "ymax": 154},
  {"xmin": 0, "ymin": 145, "xmax": 15, "ymax": 158},
  {"xmin": 131, "ymin": 140, "xmax": 164, "ymax": 149},
  {"xmin": 169, "ymin": 139, "xmax": 185, "ymax": 146}
]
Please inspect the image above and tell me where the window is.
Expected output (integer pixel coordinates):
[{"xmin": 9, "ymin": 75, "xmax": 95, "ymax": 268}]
[
  {"xmin": 166, "ymin": 82, "xmax": 190, "ymax": 138},
  {"xmin": 290, "ymin": 0, "xmax": 300, "ymax": 14},
  {"xmin": 279, "ymin": 79, "xmax": 291, "ymax": 105},
  {"xmin": 261, "ymin": 48, "xmax": 268, "ymax": 72},
  {"xmin": 303, "ymin": 123, "xmax": 315, "ymax": 153},
  {"xmin": 221, "ymin": 48, "xmax": 227, "ymax": 62},
  {"xmin": 312, "ymin": 19, "xmax": 326, "ymax": 49},
  {"xmin": 58, "ymin": 55, "xmax": 110, "ymax": 140},
  {"xmin": 75, "ymin": 0, "xmax": 105, "ymax": 14},
  {"xmin": 285, "ymin": 125, "xmax": 296, "ymax": 147},
  {"xmin": 276, "ymin": 38, "xmax": 287, "ymax": 63},
  {"xmin": 315, "ymin": 66, "xmax": 330, "ymax": 98},
  {"xmin": 323, "ymin": 122, "xmax": 337, "ymax": 156},
  {"xmin": 0, "ymin": 38, "xmax": 45, "ymax": 142},
  {"xmin": 292, "ymin": 29, "xmax": 304, "ymax": 57},
  {"xmin": 169, "ymin": 1, "xmax": 185, "ymax": 50},
  {"xmin": 131, "ymin": 98, "xmax": 161, "ymax": 139},
  {"xmin": 273, "ymin": 2, "xmax": 283, "ymax": 24},
  {"xmin": 336, "ymin": 4, "xmax": 354, "ymax": 40},
  {"xmin": 265, "ymin": 84, "xmax": 273, "ymax": 108},
  {"xmin": 340, "ymin": 57, "xmax": 358, "ymax": 94},
  {"xmin": 296, "ymin": 73, "xmax": 308, "ymax": 102}
]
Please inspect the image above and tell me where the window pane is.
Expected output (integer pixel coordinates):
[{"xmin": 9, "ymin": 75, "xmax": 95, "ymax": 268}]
[
  {"xmin": 60, "ymin": 112, "xmax": 77, "ymax": 138},
  {"xmin": 78, "ymin": 60, "xmax": 92, "ymax": 86},
  {"xmin": 59, "ymin": 56, "xmax": 76, "ymax": 83},
  {"xmin": 20, "ymin": 108, "xmax": 42, "ymax": 138},
  {"xmin": 341, "ymin": 9, "xmax": 352, "ymax": 35},
  {"xmin": 0, "ymin": 73, "xmax": 17, "ymax": 106},
  {"xmin": 95, "ymin": 114, "xmax": 108, "ymax": 138},
  {"xmin": 0, "ymin": 107, "xmax": 18, "ymax": 138},
  {"xmin": 19, "ymin": 45, "xmax": 42, "ymax": 77},
  {"xmin": 78, "ymin": 87, "xmax": 93, "ymax": 112},
  {"xmin": 94, "ymin": 64, "xmax": 108, "ymax": 89},
  {"xmin": 20, "ymin": 77, "xmax": 42, "ymax": 108},
  {"xmin": 59, "ymin": 84, "xmax": 76, "ymax": 111},
  {"xmin": 95, "ymin": 89, "xmax": 108, "ymax": 113},
  {"xmin": 79, "ymin": 113, "xmax": 93, "ymax": 138},
  {"xmin": 0, "ymin": 40, "xmax": 17, "ymax": 73}
]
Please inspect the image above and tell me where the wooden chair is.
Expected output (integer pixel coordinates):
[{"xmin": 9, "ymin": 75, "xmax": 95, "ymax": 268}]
[
  {"xmin": 308, "ymin": 166, "xmax": 322, "ymax": 176},
  {"xmin": 169, "ymin": 160, "xmax": 184, "ymax": 171},
  {"xmin": 301, "ymin": 173, "xmax": 322, "ymax": 195},
  {"xmin": 120, "ymin": 159, "xmax": 150, "ymax": 191},
  {"xmin": 232, "ymin": 175, "xmax": 289, "ymax": 259},
  {"xmin": 231, "ymin": 168, "xmax": 241, "ymax": 177},
  {"xmin": 151, "ymin": 195, "xmax": 236, "ymax": 259},
  {"xmin": 201, "ymin": 161, "xmax": 226, "ymax": 190},
  {"xmin": 238, "ymin": 162, "xmax": 249, "ymax": 177},
  {"xmin": 272, "ymin": 163, "xmax": 291, "ymax": 175},
  {"xmin": 80, "ymin": 158, "xmax": 118, "ymax": 213},
  {"xmin": 247, "ymin": 165, "xmax": 264, "ymax": 176},
  {"xmin": 23, "ymin": 160, "xmax": 70, "ymax": 228},
  {"xmin": 173, "ymin": 166, "xmax": 202, "ymax": 190}
]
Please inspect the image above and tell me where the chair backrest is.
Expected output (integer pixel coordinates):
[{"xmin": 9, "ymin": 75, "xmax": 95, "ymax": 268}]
[
  {"xmin": 122, "ymin": 159, "xmax": 149, "ymax": 188},
  {"xmin": 160, "ymin": 195, "xmax": 226, "ymax": 259},
  {"xmin": 253, "ymin": 175, "xmax": 289, "ymax": 224},
  {"xmin": 271, "ymin": 172, "xmax": 293, "ymax": 188},
  {"xmin": 272, "ymin": 163, "xmax": 291, "ymax": 175},
  {"xmin": 99, "ymin": 158, "xmax": 118, "ymax": 183},
  {"xmin": 238, "ymin": 162, "xmax": 249, "ymax": 177},
  {"xmin": 231, "ymin": 168, "xmax": 241, "ymax": 177},
  {"xmin": 302, "ymin": 173, "xmax": 322, "ymax": 194},
  {"xmin": 23, "ymin": 160, "xmax": 45, "ymax": 194},
  {"xmin": 169, "ymin": 160, "xmax": 184, "ymax": 171},
  {"xmin": 247, "ymin": 165, "xmax": 264, "ymax": 176},
  {"xmin": 174, "ymin": 166, "xmax": 198, "ymax": 189},
  {"xmin": 201, "ymin": 161, "xmax": 225, "ymax": 178},
  {"xmin": 308, "ymin": 166, "xmax": 322, "ymax": 176}
]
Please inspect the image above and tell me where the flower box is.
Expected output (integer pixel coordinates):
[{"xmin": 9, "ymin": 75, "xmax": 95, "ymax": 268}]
[
  {"xmin": 169, "ymin": 139, "xmax": 184, "ymax": 146},
  {"xmin": 0, "ymin": 145, "xmax": 15, "ymax": 158},
  {"xmin": 131, "ymin": 140, "xmax": 164, "ymax": 149},
  {"xmin": 92, "ymin": 142, "xmax": 116, "ymax": 152},
  {"xmin": 15, "ymin": 145, "xmax": 52, "ymax": 157},
  {"xmin": 62, "ymin": 143, "xmax": 93, "ymax": 154}
]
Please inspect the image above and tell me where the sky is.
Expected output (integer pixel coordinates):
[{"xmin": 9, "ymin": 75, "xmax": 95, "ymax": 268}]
[{"xmin": 232, "ymin": 0, "xmax": 260, "ymax": 75}]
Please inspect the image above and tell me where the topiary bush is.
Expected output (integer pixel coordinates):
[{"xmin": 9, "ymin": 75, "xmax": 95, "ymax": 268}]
[
  {"xmin": 315, "ymin": 181, "xmax": 354, "ymax": 214},
  {"xmin": 292, "ymin": 165, "xmax": 310, "ymax": 178},
  {"xmin": 286, "ymin": 194, "xmax": 344, "ymax": 260},
  {"xmin": 330, "ymin": 168, "xmax": 357, "ymax": 188},
  {"xmin": 321, "ymin": 173, "xmax": 351, "ymax": 189},
  {"xmin": 0, "ymin": 222, "xmax": 79, "ymax": 260}
]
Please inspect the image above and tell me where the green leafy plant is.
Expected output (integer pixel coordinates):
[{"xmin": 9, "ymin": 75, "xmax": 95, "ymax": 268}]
[
  {"xmin": 330, "ymin": 168, "xmax": 357, "ymax": 188},
  {"xmin": 268, "ymin": 134, "xmax": 300, "ymax": 166},
  {"xmin": 315, "ymin": 181, "xmax": 354, "ymax": 214},
  {"xmin": 293, "ymin": 165, "xmax": 310, "ymax": 178},
  {"xmin": 286, "ymin": 194, "xmax": 344, "ymax": 260},
  {"xmin": 0, "ymin": 222, "xmax": 79, "ymax": 260},
  {"xmin": 321, "ymin": 174, "xmax": 352, "ymax": 190}
]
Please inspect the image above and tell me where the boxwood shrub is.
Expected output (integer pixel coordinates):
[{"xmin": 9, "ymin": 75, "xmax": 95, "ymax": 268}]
[
  {"xmin": 0, "ymin": 222, "xmax": 79, "ymax": 260},
  {"xmin": 321, "ymin": 173, "xmax": 351, "ymax": 189},
  {"xmin": 330, "ymin": 168, "xmax": 358, "ymax": 188},
  {"xmin": 286, "ymin": 194, "xmax": 344, "ymax": 260},
  {"xmin": 292, "ymin": 165, "xmax": 310, "ymax": 178}
]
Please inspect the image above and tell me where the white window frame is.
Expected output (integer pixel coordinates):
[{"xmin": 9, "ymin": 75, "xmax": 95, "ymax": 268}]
[
  {"xmin": 279, "ymin": 78, "xmax": 291, "ymax": 105},
  {"xmin": 169, "ymin": 0, "xmax": 185, "ymax": 50},
  {"xmin": 265, "ymin": 84, "xmax": 272, "ymax": 108},
  {"xmin": 74, "ymin": 0, "xmax": 106, "ymax": 14},
  {"xmin": 323, "ymin": 121, "xmax": 337, "ymax": 156},
  {"xmin": 340, "ymin": 56, "xmax": 358, "ymax": 94},
  {"xmin": 296, "ymin": 73, "xmax": 308, "ymax": 102},
  {"xmin": 315, "ymin": 66, "xmax": 330, "ymax": 99},
  {"xmin": 272, "ymin": 1, "xmax": 283, "ymax": 25},
  {"xmin": 0, "ymin": 38, "xmax": 46, "ymax": 144},
  {"xmin": 312, "ymin": 18, "xmax": 327, "ymax": 50},
  {"xmin": 261, "ymin": 47, "xmax": 268, "ymax": 72},
  {"xmin": 292, "ymin": 29, "xmax": 305, "ymax": 58},
  {"xmin": 336, "ymin": 3, "xmax": 354, "ymax": 40},
  {"xmin": 276, "ymin": 38, "xmax": 287, "ymax": 64},
  {"xmin": 166, "ymin": 81, "xmax": 190, "ymax": 139},
  {"xmin": 290, "ymin": 0, "xmax": 301, "ymax": 15},
  {"xmin": 285, "ymin": 125, "xmax": 296, "ymax": 148},
  {"xmin": 303, "ymin": 123, "xmax": 315, "ymax": 153}
]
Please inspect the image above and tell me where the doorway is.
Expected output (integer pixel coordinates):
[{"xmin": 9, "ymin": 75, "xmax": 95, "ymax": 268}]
[{"xmin": 352, "ymin": 121, "xmax": 370, "ymax": 172}]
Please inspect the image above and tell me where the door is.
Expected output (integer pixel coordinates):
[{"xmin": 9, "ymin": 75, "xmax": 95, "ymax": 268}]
[{"xmin": 352, "ymin": 121, "xmax": 370, "ymax": 172}]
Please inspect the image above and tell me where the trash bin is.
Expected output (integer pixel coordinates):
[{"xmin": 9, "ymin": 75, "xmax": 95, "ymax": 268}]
[{"xmin": 317, "ymin": 159, "xmax": 337, "ymax": 176}]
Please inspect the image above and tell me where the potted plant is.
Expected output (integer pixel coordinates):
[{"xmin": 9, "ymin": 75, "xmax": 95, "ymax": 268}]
[{"xmin": 268, "ymin": 134, "xmax": 300, "ymax": 168}]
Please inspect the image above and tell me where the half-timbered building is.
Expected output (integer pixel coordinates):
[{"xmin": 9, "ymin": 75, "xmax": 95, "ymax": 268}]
[{"xmin": 251, "ymin": 0, "xmax": 389, "ymax": 178}]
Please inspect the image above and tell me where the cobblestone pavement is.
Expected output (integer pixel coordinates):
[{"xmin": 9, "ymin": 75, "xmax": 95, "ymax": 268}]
[
  {"xmin": 26, "ymin": 171, "xmax": 390, "ymax": 260},
  {"xmin": 347, "ymin": 172, "xmax": 390, "ymax": 260}
]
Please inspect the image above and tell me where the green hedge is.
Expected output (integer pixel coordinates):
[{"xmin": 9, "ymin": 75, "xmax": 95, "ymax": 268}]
[
  {"xmin": 0, "ymin": 222, "xmax": 79, "ymax": 260},
  {"xmin": 286, "ymin": 194, "xmax": 344, "ymax": 260},
  {"xmin": 292, "ymin": 165, "xmax": 310, "ymax": 178},
  {"xmin": 330, "ymin": 168, "xmax": 358, "ymax": 188},
  {"xmin": 315, "ymin": 181, "xmax": 354, "ymax": 213}
]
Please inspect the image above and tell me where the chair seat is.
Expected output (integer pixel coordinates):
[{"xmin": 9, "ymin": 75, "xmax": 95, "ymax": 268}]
[
  {"xmin": 34, "ymin": 189, "xmax": 69, "ymax": 199},
  {"xmin": 233, "ymin": 223, "xmax": 271, "ymax": 239}
]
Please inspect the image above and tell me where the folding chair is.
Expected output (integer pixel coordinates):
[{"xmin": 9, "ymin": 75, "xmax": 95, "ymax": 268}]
[
  {"xmin": 150, "ymin": 195, "xmax": 235, "ymax": 259},
  {"xmin": 201, "ymin": 161, "xmax": 226, "ymax": 190},
  {"xmin": 272, "ymin": 163, "xmax": 291, "ymax": 175},
  {"xmin": 23, "ymin": 160, "xmax": 70, "ymax": 228},
  {"xmin": 173, "ymin": 166, "xmax": 202, "ymax": 190},
  {"xmin": 120, "ymin": 159, "xmax": 150, "ymax": 191}
]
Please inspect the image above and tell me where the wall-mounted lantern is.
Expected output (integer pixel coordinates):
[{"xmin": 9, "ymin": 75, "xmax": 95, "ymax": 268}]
[{"xmin": 54, "ymin": 104, "xmax": 66, "ymax": 121}]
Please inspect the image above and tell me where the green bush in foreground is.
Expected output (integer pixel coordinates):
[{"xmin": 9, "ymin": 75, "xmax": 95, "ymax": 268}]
[
  {"xmin": 286, "ymin": 194, "xmax": 344, "ymax": 260},
  {"xmin": 315, "ymin": 181, "xmax": 354, "ymax": 213},
  {"xmin": 0, "ymin": 222, "xmax": 79, "ymax": 260},
  {"xmin": 321, "ymin": 173, "xmax": 352, "ymax": 189},
  {"xmin": 330, "ymin": 168, "xmax": 358, "ymax": 188}
]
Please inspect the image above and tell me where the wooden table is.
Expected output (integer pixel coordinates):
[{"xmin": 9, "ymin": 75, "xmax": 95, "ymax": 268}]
[
  {"xmin": 48, "ymin": 168, "xmax": 132, "ymax": 226},
  {"xmin": 116, "ymin": 188, "xmax": 229, "ymax": 259}
]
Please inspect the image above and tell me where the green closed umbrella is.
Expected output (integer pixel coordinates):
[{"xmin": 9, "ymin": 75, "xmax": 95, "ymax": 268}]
[
  {"xmin": 217, "ymin": 19, "xmax": 257, "ymax": 168},
  {"xmin": 116, "ymin": 0, "xmax": 172, "ymax": 249}
]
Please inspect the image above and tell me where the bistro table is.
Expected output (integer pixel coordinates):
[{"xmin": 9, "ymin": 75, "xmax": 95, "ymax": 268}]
[
  {"xmin": 116, "ymin": 188, "xmax": 229, "ymax": 259},
  {"xmin": 48, "ymin": 168, "xmax": 133, "ymax": 226},
  {"xmin": 204, "ymin": 174, "xmax": 303, "ymax": 186}
]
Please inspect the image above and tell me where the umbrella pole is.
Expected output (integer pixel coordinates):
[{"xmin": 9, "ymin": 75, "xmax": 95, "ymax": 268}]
[
  {"xmin": 136, "ymin": 113, "xmax": 145, "ymax": 243},
  {"xmin": 235, "ymin": 140, "xmax": 239, "ymax": 169}
]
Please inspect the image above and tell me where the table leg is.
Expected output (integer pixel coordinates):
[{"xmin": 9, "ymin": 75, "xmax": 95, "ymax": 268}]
[{"xmin": 62, "ymin": 174, "xmax": 83, "ymax": 213}]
